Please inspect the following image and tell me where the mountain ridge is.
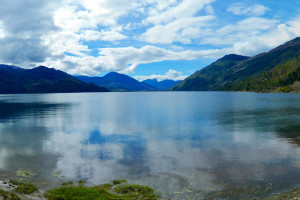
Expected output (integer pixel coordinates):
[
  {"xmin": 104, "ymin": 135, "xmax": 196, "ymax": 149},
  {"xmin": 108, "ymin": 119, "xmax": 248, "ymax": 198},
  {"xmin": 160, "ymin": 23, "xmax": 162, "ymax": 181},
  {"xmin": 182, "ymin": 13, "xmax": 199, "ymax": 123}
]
[
  {"xmin": 142, "ymin": 79, "xmax": 182, "ymax": 90},
  {"xmin": 171, "ymin": 37, "xmax": 300, "ymax": 92},
  {"xmin": 76, "ymin": 72, "xmax": 157, "ymax": 92},
  {"xmin": 0, "ymin": 65, "xmax": 108, "ymax": 94}
]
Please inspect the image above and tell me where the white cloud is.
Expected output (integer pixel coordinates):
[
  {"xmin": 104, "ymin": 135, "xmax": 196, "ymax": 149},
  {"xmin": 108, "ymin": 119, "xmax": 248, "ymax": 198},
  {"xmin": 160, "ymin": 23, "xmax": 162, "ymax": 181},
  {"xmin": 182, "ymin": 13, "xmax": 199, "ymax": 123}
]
[
  {"xmin": 144, "ymin": 0, "xmax": 215, "ymax": 25},
  {"xmin": 43, "ymin": 46, "xmax": 231, "ymax": 75},
  {"xmin": 134, "ymin": 69, "xmax": 188, "ymax": 81},
  {"xmin": 1, "ymin": 0, "xmax": 300, "ymax": 77},
  {"xmin": 199, "ymin": 17, "xmax": 296, "ymax": 56},
  {"xmin": 0, "ymin": 21, "xmax": 5, "ymax": 39},
  {"xmin": 80, "ymin": 29, "xmax": 128, "ymax": 42},
  {"xmin": 227, "ymin": 3, "xmax": 268, "ymax": 16},
  {"xmin": 53, "ymin": 0, "xmax": 133, "ymax": 31},
  {"xmin": 139, "ymin": 0, "xmax": 216, "ymax": 44},
  {"xmin": 0, "ymin": 0, "xmax": 58, "ymax": 64},
  {"xmin": 139, "ymin": 16, "xmax": 215, "ymax": 44},
  {"xmin": 288, "ymin": 13, "xmax": 300, "ymax": 36}
]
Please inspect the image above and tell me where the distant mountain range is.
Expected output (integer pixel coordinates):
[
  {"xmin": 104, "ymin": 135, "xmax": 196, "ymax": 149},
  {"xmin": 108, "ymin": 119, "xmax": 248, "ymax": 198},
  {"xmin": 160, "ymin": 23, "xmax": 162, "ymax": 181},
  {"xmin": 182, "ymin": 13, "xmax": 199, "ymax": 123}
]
[
  {"xmin": 0, "ymin": 64, "xmax": 180, "ymax": 94},
  {"xmin": 0, "ymin": 65, "xmax": 108, "ymax": 93},
  {"xmin": 76, "ymin": 72, "xmax": 157, "ymax": 92},
  {"xmin": 142, "ymin": 79, "xmax": 182, "ymax": 90},
  {"xmin": 1, "ymin": 37, "xmax": 299, "ymax": 94},
  {"xmin": 77, "ymin": 73, "xmax": 182, "ymax": 91},
  {"xmin": 171, "ymin": 37, "xmax": 300, "ymax": 92}
]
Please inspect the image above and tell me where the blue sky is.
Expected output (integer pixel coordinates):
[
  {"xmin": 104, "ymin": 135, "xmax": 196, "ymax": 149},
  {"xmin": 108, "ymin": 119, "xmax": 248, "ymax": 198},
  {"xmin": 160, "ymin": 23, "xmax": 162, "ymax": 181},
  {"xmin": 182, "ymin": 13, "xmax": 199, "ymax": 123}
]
[{"xmin": 0, "ymin": 0, "xmax": 300, "ymax": 81}]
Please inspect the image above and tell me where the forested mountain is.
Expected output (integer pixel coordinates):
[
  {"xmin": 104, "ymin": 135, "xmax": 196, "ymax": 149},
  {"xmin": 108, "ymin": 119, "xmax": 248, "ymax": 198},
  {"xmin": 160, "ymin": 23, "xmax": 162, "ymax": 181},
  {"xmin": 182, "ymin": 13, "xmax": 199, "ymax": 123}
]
[
  {"xmin": 0, "ymin": 65, "xmax": 108, "ymax": 93},
  {"xmin": 142, "ymin": 79, "xmax": 182, "ymax": 90},
  {"xmin": 76, "ymin": 72, "xmax": 156, "ymax": 92},
  {"xmin": 171, "ymin": 54, "xmax": 249, "ymax": 91},
  {"xmin": 231, "ymin": 57, "xmax": 300, "ymax": 92},
  {"xmin": 171, "ymin": 37, "xmax": 300, "ymax": 92}
]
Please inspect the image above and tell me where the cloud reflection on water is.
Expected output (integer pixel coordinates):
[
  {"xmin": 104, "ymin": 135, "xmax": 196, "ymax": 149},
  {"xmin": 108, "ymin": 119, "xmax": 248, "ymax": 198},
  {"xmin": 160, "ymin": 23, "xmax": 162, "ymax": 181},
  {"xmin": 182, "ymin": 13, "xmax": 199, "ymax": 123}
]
[{"xmin": 0, "ymin": 92, "xmax": 299, "ymax": 199}]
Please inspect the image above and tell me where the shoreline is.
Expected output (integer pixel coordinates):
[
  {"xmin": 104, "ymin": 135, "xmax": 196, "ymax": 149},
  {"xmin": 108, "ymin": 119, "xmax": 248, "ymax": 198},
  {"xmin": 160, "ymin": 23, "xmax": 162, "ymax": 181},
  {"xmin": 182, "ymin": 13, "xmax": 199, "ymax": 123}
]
[
  {"xmin": 0, "ymin": 180, "xmax": 46, "ymax": 200},
  {"xmin": 266, "ymin": 187, "xmax": 300, "ymax": 200},
  {"xmin": 1, "ymin": 179, "xmax": 300, "ymax": 200}
]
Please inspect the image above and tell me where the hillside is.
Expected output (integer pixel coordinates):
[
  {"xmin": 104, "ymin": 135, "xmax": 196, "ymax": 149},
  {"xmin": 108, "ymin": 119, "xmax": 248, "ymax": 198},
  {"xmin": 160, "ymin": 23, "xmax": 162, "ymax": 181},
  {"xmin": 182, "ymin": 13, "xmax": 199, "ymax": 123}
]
[
  {"xmin": 76, "ymin": 72, "xmax": 156, "ymax": 91},
  {"xmin": 232, "ymin": 57, "xmax": 300, "ymax": 92},
  {"xmin": 171, "ymin": 37, "xmax": 300, "ymax": 91},
  {"xmin": 0, "ymin": 65, "xmax": 108, "ymax": 93},
  {"xmin": 171, "ymin": 54, "xmax": 250, "ymax": 91},
  {"xmin": 142, "ymin": 79, "xmax": 182, "ymax": 90}
]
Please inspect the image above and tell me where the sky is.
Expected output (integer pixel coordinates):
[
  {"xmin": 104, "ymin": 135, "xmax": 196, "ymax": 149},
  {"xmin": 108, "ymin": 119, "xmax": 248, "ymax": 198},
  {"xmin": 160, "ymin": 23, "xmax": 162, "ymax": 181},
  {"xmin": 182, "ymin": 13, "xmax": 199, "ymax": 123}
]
[{"xmin": 0, "ymin": 0, "xmax": 300, "ymax": 81}]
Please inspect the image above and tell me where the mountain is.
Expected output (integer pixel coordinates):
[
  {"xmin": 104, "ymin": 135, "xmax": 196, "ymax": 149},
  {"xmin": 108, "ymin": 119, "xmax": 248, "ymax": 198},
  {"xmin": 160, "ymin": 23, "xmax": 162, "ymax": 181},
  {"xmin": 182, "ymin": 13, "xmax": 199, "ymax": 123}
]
[
  {"xmin": 232, "ymin": 56, "xmax": 300, "ymax": 92},
  {"xmin": 0, "ymin": 65, "xmax": 108, "ymax": 93},
  {"xmin": 171, "ymin": 37, "xmax": 300, "ymax": 91},
  {"xmin": 171, "ymin": 54, "xmax": 250, "ymax": 91},
  {"xmin": 0, "ymin": 64, "xmax": 24, "ymax": 72},
  {"xmin": 142, "ymin": 79, "xmax": 182, "ymax": 90},
  {"xmin": 76, "ymin": 72, "xmax": 157, "ymax": 92}
]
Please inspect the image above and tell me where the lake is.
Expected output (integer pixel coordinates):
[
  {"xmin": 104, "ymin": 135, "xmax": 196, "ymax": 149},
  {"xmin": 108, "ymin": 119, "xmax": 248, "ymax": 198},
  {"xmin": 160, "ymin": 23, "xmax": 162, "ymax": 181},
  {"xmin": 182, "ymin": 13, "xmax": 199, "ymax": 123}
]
[{"xmin": 0, "ymin": 92, "xmax": 299, "ymax": 199}]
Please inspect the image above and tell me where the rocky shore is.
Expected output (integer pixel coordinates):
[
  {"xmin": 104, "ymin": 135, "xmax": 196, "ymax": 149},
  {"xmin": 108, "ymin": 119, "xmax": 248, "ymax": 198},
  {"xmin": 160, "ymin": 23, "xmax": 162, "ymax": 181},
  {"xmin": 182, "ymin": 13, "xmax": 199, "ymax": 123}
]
[
  {"xmin": 1, "ymin": 178, "xmax": 300, "ymax": 200},
  {"xmin": 267, "ymin": 187, "xmax": 300, "ymax": 200},
  {"xmin": 0, "ymin": 180, "xmax": 46, "ymax": 200}
]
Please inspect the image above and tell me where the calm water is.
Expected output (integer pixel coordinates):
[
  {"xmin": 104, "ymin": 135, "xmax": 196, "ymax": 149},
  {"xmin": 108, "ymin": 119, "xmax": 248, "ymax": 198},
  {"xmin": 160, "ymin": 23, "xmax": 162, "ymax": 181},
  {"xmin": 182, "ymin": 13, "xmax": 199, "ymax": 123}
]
[{"xmin": 0, "ymin": 92, "xmax": 300, "ymax": 199}]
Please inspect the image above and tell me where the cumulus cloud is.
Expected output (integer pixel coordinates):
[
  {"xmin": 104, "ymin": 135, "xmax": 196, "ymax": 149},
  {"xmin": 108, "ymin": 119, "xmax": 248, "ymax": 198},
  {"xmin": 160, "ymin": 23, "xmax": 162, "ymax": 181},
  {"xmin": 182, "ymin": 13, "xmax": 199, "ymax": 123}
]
[
  {"xmin": 139, "ymin": 0, "xmax": 216, "ymax": 44},
  {"xmin": 134, "ymin": 69, "xmax": 188, "ymax": 82},
  {"xmin": 80, "ymin": 29, "xmax": 128, "ymax": 42},
  {"xmin": 143, "ymin": 0, "xmax": 215, "ymax": 25},
  {"xmin": 199, "ymin": 17, "xmax": 300, "ymax": 56},
  {"xmin": 43, "ymin": 45, "xmax": 231, "ymax": 75},
  {"xmin": 0, "ymin": 0, "xmax": 58, "ymax": 64},
  {"xmin": 0, "ymin": 0, "xmax": 300, "ymax": 76},
  {"xmin": 139, "ymin": 16, "xmax": 215, "ymax": 44},
  {"xmin": 227, "ymin": 3, "xmax": 268, "ymax": 16},
  {"xmin": 0, "ymin": 22, "xmax": 5, "ymax": 39}
]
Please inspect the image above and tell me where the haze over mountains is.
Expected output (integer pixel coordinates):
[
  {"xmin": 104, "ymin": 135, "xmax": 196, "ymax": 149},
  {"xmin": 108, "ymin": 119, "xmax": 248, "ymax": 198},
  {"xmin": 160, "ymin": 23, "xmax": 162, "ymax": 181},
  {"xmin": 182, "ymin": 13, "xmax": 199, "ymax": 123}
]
[
  {"xmin": 76, "ymin": 72, "xmax": 182, "ymax": 91},
  {"xmin": 142, "ymin": 79, "xmax": 182, "ymax": 90},
  {"xmin": 76, "ymin": 72, "xmax": 157, "ymax": 92}
]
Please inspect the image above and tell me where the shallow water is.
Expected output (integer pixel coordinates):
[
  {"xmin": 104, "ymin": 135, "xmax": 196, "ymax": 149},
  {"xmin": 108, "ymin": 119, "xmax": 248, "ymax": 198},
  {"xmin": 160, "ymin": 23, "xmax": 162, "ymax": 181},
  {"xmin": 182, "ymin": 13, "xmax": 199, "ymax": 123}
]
[{"xmin": 0, "ymin": 92, "xmax": 299, "ymax": 199}]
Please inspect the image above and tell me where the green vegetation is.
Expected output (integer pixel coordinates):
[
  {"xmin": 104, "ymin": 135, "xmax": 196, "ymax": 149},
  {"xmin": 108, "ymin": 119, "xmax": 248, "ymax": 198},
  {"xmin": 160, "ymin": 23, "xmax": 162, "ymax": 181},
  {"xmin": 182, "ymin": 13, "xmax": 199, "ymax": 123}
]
[
  {"xmin": 231, "ymin": 57, "xmax": 300, "ymax": 92},
  {"xmin": 0, "ymin": 65, "xmax": 109, "ymax": 94},
  {"xmin": 44, "ymin": 186, "xmax": 119, "ymax": 200},
  {"xmin": 171, "ymin": 37, "xmax": 300, "ymax": 92},
  {"xmin": 61, "ymin": 181, "xmax": 74, "ymax": 186},
  {"xmin": 44, "ymin": 180, "xmax": 160, "ymax": 200},
  {"xmin": 0, "ymin": 189, "xmax": 20, "ymax": 200},
  {"xmin": 9, "ymin": 180, "xmax": 38, "ymax": 194},
  {"xmin": 112, "ymin": 179, "xmax": 127, "ymax": 185},
  {"xmin": 95, "ymin": 183, "xmax": 113, "ymax": 190},
  {"xmin": 114, "ymin": 184, "xmax": 160, "ymax": 199},
  {"xmin": 76, "ymin": 72, "xmax": 157, "ymax": 92},
  {"xmin": 16, "ymin": 169, "xmax": 32, "ymax": 178},
  {"xmin": 171, "ymin": 54, "xmax": 250, "ymax": 91}
]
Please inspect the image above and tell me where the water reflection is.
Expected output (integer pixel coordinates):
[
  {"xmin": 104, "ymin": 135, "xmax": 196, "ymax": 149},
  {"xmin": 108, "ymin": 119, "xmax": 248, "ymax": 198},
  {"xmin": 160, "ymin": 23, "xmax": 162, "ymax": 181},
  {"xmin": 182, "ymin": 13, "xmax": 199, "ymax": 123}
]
[
  {"xmin": 0, "ymin": 99, "xmax": 70, "ymax": 184},
  {"xmin": 0, "ymin": 92, "xmax": 299, "ymax": 199}
]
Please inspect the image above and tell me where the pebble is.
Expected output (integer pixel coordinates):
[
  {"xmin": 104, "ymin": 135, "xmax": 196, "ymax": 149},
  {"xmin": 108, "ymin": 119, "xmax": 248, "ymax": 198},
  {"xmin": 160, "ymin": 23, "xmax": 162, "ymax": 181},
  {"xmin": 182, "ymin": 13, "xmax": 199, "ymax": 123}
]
[{"xmin": 0, "ymin": 180, "xmax": 16, "ymax": 190}]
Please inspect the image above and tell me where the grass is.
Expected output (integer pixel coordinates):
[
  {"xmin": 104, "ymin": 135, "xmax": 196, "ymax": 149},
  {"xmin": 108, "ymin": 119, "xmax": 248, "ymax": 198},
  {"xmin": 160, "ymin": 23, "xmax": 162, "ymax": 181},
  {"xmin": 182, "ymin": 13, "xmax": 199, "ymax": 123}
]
[
  {"xmin": 9, "ymin": 180, "xmax": 38, "ymax": 194},
  {"xmin": 44, "ymin": 180, "xmax": 160, "ymax": 200},
  {"xmin": 1, "ymin": 179, "xmax": 160, "ymax": 200},
  {"xmin": 114, "ymin": 184, "xmax": 160, "ymax": 200},
  {"xmin": 112, "ymin": 179, "xmax": 127, "ymax": 185},
  {"xmin": 0, "ymin": 189, "xmax": 21, "ymax": 200},
  {"xmin": 44, "ymin": 186, "xmax": 119, "ymax": 200}
]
